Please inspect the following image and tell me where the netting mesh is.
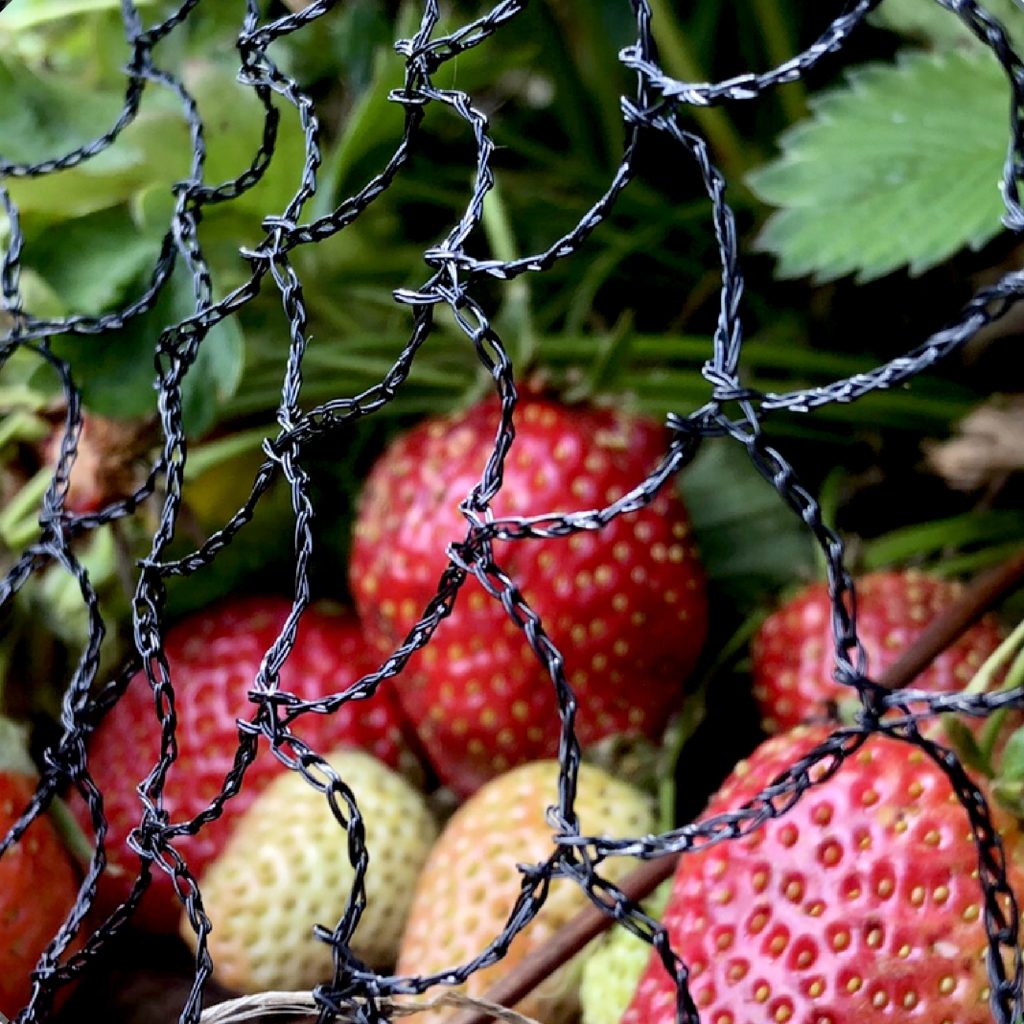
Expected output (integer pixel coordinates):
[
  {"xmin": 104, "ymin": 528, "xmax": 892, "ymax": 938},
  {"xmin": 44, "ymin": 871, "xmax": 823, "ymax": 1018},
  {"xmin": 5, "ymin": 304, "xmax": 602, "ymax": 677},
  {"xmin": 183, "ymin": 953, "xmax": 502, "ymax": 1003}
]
[{"xmin": 2, "ymin": 0, "xmax": 1024, "ymax": 1022}]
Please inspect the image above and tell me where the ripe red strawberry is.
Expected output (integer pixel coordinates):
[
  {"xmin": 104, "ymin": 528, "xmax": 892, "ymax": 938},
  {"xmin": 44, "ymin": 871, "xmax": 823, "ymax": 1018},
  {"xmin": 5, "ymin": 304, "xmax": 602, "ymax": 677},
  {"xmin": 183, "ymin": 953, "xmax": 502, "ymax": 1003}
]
[
  {"xmin": 350, "ymin": 396, "xmax": 708, "ymax": 796},
  {"xmin": 624, "ymin": 724, "xmax": 1024, "ymax": 1024},
  {"xmin": 76, "ymin": 596, "xmax": 419, "ymax": 933},
  {"xmin": 1, "ymin": 720, "xmax": 81, "ymax": 1018},
  {"xmin": 752, "ymin": 571, "xmax": 1005, "ymax": 733}
]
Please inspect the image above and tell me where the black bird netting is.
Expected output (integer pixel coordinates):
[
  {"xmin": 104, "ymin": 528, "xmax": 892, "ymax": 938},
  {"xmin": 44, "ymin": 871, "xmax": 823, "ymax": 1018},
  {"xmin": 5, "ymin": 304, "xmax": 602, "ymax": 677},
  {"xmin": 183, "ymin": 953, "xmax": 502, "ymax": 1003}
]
[{"xmin": 2, "ymin": 0, "xmax": 1024, "ymax": 1022}]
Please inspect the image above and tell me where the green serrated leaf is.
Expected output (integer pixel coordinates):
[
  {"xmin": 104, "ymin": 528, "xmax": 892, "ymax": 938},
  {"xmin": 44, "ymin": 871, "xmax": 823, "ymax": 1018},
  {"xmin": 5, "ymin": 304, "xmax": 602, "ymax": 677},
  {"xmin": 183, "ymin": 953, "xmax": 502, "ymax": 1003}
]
[
  {"xmin": 0, "ymin": 57, "xmax": 190, "ymax": 220},
  {"xmin": 871, "ymin": 0, "xmax": 1024, "ymax": 51},
  {"xmin": 0, "ymin": 0, "xmax": 157, "ymax": 30},
  {"xmin": 26, "ymin": 208, "xmax": 162, "ymax": 313},
  {"xmin": 0, "ymin": 57, "xmax": 125, "ymax": 169},
  {"xmin": 182, "ymin": 60, "xmax": 308, "ymax": 222},
  {"xmin": 0, "ymin": 52, "xmax": 305, "ymax": 230},
  {"xmin": 0, "ymin": 0, "xmax": 159, "ymax": 29},
  {"xmin": 17, "ymin": 268, "xmax": 66, "ymax": 320},
  {"xmin": 748, "ymin": 48, "xmax": 1011, "ymax": 283},
  {"xmin": 49, "ymin": 265, "xmax": 244, "ymax": 437},
  {"xmin": 993, "ymin": 779, "xmax": 1024, "ymax": 819}
]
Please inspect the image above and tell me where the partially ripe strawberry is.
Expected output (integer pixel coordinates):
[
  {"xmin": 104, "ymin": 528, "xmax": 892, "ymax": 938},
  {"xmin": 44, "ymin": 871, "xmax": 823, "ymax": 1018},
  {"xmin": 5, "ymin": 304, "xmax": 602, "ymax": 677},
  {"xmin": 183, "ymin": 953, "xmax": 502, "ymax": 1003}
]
[
  {"xmin": 351, "ymin": 396, "xmax": 708, "ymax": 795},
  {"xmin": 181, "ymin": 748, "xmax": 436, "ymax": 992},
  {"xmin": 752, "ymin": 571, "xmax": 1005, "ymax": 733},
  {"xmin": 76, "ymin": 596, "xmax": 419, "ymax": 933},
  {"xmin": 579, "ymin": 880, "xmax": 672, "ymax": 1024},
  {"xmin": 0, "ymin": 720, "xmax": 81, "ymax": 1018},
  {"xmin": 624, "ymin": 724, "xmax": 1024, "ymax": 1024},
  {"xmin": 397, "ymin": 759, "xmax": 655, "ymax": 1023}
]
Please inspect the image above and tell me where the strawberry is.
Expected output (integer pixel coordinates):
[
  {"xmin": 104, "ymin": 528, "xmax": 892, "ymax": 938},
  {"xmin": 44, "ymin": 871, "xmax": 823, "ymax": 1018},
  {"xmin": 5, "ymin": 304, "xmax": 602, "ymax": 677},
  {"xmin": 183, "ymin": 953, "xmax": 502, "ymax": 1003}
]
[
  {"xmin": 0, "ymin": 719, "xmax": 81, "ymax": 1018},
  {"xmin": 181, "ymin": 748, "xmax": 436, "ymax": 992},
  {"xmin": 623, "ymin": 724, "xmax": 1024, "ymax": 1024},
  {"xmin": 752, "ymin": 571, "xmax": 1005, "ymax": 733},
  {"xmin": 579, "ymin": 880, "xmax": 672, "ymax": 1024},
  {"xmin": 351, "ymin": 396, "xmax": 708, "ymax": 795},
  {"xmin": 75, "ymin": 596, "xmax": 419, "ymax": 933},
  {"xmin": 396, "ymin": 759, "xmax": 656, "ymax": 1023}
]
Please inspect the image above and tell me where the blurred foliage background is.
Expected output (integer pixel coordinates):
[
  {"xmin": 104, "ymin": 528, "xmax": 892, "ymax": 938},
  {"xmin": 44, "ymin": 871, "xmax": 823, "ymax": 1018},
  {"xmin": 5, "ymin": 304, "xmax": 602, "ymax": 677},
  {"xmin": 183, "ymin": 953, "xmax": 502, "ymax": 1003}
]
[{"xmin": 0, "ymin": 0, "xmax": 1022, "ymax": 722}]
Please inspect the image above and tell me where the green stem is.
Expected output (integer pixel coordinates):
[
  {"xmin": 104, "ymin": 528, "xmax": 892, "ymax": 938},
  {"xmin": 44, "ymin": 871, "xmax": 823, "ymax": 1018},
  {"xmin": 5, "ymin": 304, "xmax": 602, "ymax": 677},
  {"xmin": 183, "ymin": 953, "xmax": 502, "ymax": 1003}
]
[
  {"xmin": 48, "ymin": 794, "xmax": 98, "ymax": 872},
  {"xmin": 750, "ymin": 0, "xmax": 809, "ymax": 123},
  {"xmin": 645, "ymin": 0, "xmax": 749, "ymax": 183},
  {"xmin": 965, "ymin": 618, "xmax": 1024, "ymax": 767},
  {"xmin": 862, "ymin": 513, "xmax": 1024, "ymax": 572},
  {"xmin": 926, "ymin": 543, "xmax": 1024, "ymax": 580},
  {"xmin": 481, "ymin": 177, "xmax": 537, "ymax": 370},
  {"xmin": 978, "ymin": 707, "xmax": 1009, "ymax": 770},
  {"xmin": 964, "ymin": 617, "xmax": 1024, "ymax": 697},
  {"xmin": 0, "ymin": 467, "xmax": 51, "ymax": 550}
]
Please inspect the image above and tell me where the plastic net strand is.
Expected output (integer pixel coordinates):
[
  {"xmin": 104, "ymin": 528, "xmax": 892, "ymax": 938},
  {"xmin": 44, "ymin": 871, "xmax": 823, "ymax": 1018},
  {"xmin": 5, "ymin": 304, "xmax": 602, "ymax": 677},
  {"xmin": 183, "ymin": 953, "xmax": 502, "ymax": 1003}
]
[{"xmin": 1, "ymin": 1, "xmax": 1024, "ymax": 1023}]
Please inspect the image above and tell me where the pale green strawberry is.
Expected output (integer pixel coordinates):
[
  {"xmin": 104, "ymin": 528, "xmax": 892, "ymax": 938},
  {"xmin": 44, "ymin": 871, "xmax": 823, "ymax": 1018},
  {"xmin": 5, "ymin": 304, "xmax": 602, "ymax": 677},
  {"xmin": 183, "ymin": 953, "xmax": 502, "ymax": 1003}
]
[
  {"xmin": 181, "ymin": 748, "xmax": 437, "ymax": 993},
  {"xmin": 579, "ymin": 880, "xmax": 671, "ymax": 1024}
]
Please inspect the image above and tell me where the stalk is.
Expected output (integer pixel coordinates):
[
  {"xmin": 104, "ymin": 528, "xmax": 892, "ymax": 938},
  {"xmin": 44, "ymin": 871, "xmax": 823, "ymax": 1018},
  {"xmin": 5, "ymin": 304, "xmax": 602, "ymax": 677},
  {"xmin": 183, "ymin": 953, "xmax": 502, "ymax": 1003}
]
[
  {"xmin": 481, "ymin": 177, "xmax": 538, "ymax": 369},
  {"xmin": 750, "ymin": 0, "xmax": 809, "ymax": 123},
  {"xmin": 645, "ymin": 0, "xmax": 749, "ymax": 183}
]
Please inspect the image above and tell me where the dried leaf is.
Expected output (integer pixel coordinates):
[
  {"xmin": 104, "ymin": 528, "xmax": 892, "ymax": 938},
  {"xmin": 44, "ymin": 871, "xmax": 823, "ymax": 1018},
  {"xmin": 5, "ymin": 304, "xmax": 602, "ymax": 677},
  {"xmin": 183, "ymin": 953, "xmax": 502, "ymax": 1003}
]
[{"xmin": 924, "ymin": 395, "xmax": 1024, "ymax": 490}]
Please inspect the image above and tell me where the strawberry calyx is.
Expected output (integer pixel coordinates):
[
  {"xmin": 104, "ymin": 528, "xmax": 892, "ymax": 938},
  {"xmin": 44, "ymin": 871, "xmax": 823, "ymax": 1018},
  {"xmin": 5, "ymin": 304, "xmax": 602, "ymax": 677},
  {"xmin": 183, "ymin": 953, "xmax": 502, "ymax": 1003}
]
[
  {"xmin": 583, "ymin": 733, "xmax": 662, "ymax": 797},
  {"xmin": 963, "ymin": 618, "xmax": 1024, "ymax": 814},
  {"xmin": 38, "ymin": 409, "xmax": 156, "ymax": 516},
  {"xmin": 935, "ymin": 617, "xmax": 1024, "ymax": 811}
]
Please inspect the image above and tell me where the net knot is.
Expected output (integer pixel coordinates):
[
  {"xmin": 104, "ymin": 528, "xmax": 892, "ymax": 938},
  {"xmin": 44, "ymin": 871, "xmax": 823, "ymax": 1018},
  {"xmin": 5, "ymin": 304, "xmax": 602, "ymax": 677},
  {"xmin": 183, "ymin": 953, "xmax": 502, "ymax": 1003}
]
[
  {"xmin": 126, "ymin": 815, "xmax": 171, "ymax": 860},
  {"xmin": 842, "ymin": 673, "xmax": 892, "ymax": 729},
  {"xmin": 423, "ymin": 247, "xmax": 475, "ymax": 270},
  {"xmin": 388, "ymin": 87, "xmax": 431, "ymax": 108},
  {"xmin": 262, "ymin": 214, "xmax": 298, "ymax": 237},
  {"xmin": 393, "ymin": 285, "xmax": 449, "ymax": 306},
  {"xmin": 711, "ymin": 382, "xmax": 761, "ymax": 404}
]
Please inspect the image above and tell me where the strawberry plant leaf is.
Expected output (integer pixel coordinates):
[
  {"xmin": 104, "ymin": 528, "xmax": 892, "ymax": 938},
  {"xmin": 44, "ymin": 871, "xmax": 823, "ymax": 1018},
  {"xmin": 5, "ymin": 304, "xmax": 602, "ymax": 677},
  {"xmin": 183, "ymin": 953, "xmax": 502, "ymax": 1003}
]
[
  {"xmin": 678, "ymin": 439, "xmax": 818, "ymax": 608},
  {"xmin": 0, "ymin": 57, "xmax": 304, "ymax": 227},
  {"xmin": 941, "ymin": 715, "xmax": 990, "ymax": 776},
  {"xmin": 871, "ymin": 0, "xmax": 1024, "ymax": 51},
  {"xmin": 993, "ymin": 724, "xmax": 1024, "ymax": 815},
  {"xmin": 0, "ymin": 57, "xmax": 126, "ymax": 169},
  {"xmin": 0, "ymin": 58, "xmax": 190, "ymax": 221},
  {"xmin": 1, "ymin": 0, "xmax": 158, "ymax": 29},
  {"xmin": 26, "ymin": 208, "xmax": 162, "ymax": 314},
  {"xmin": 49, "ymin": 264, "xmax": 244, "ymax": 437},
  {"xmin": 748, "ymin": 48, "xmax": 1010, "ymax": 282},
  {"xmin": 183, "ymin": 61, "xmax": 308, "ymax": 222}
]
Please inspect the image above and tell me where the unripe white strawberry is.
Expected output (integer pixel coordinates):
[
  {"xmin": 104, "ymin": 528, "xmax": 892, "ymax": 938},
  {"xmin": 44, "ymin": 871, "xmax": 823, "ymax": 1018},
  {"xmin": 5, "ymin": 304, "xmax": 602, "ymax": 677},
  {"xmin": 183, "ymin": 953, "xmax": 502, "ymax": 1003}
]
[
  {"xmin": 579, "ymin": 880, "xmax": 671, "ymax": 1024},
  {"xmin": 397, "ymin": 760, "xmax": 655, "ymax": 1023},
  {"xmin": 181, "ymin": 748, "xmax": 437, "ymax": 993}
]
